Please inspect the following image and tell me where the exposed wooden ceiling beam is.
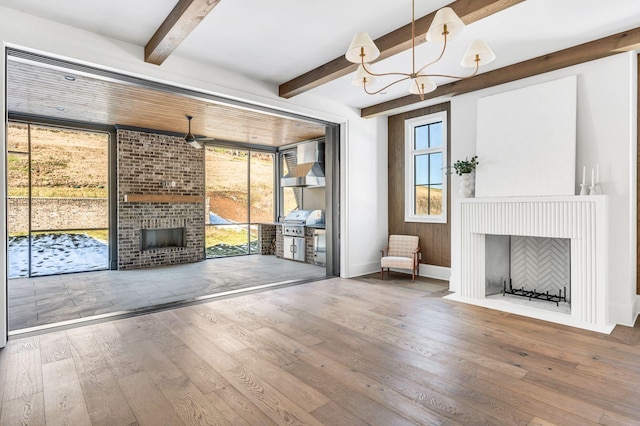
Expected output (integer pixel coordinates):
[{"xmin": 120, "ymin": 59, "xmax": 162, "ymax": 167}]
[
  {"xmin": 361, "ymin": 26, "xmax": 640, "ymax": 118},
  {"xmin": 278, "ymin": 0, "xmax": 525, "ymax": 99},
  {"xmin": 145, "ymin": 0, "xmax": 221, "ymax": 65}
]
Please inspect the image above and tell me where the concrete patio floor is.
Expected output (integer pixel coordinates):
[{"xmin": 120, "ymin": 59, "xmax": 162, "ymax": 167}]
[{"xmin": 8, "ymin": 255, "xmax": 326, "ymax": 332}]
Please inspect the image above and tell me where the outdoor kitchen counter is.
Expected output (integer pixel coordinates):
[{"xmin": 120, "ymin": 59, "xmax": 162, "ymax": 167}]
[
  {"xmin": 258, "ymin": 219, "xmax": 324, "ymax": 265},
  {"xmin": 304, "ymin": 224, "xmax": 325, "ymax": 229},
  {"xmin": 257, "ymin": 223, "xmax": 281, "ymax": 255}
]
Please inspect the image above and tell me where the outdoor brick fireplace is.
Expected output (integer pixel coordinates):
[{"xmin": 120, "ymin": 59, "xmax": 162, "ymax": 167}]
[
  {"xmin": 140, "ymin": 226, "xmax": 186, "ymax": 250},
  {"xmin": 117, "ymin": 129, "xmax": 205, "ymax": 269},
  {"xmin": 448, "ymin": 196, "xmax": 611, "ymax": 333}
]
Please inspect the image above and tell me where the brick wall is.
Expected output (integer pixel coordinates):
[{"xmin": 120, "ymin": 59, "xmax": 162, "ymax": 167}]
[
  {"xmin": 8, "ymin": 197, "xmax": 108, "ymax": 233},
  {"xmin": 275, "ymin": 226, "xmax": 283, "ymax": 258},
  {"xmin": 117, "ymin": 129, "xmax": 205, "ymax": 269},
  {"xmin": 258, "ymin": 224, "xmax": 277, "ymax": 255},
  {"xmin": 305, "ymin": 227, "xmax": 315, "ymax": 263}
]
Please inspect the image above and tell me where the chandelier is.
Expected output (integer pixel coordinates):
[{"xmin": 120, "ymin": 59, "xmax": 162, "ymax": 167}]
[{"xmin": 345, "ymin": 1, "xmax": 496, "ymax": 100}]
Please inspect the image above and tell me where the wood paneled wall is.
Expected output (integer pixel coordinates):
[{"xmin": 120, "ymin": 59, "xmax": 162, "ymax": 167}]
[{"xmin": 388, "ymin": 103, "xmax": 451, "ymax": 268}]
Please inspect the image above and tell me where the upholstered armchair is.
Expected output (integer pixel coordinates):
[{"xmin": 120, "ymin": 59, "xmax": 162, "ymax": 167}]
[{"xmin": 380, "ymin": 235, "xmax": 420, "ymax": 281}]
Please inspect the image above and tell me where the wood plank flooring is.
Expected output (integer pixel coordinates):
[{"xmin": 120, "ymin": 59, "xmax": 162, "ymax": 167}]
[{"xmin": 1, "ymin": 274, "xmax": 640, "ymax": 425}]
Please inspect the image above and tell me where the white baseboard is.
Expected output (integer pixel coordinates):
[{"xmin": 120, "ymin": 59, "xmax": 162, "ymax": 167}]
[
  {"xmin": 419, "ymin": 264, "xmax": 451, "ymax": 282},
  {"xmin": 344, "ymin": 261, "xmax": 380, "ymax": 278},
  {"xmin": 345, "ymin": 261, "xmax": 451, "ymax": 282},
  {"xmin": 609, "ymin": 301, "xmax": 637, "ymax": 327},
  {"xmin": 633, "ymin": 296, "xmax": 640, "ymax": 325}
]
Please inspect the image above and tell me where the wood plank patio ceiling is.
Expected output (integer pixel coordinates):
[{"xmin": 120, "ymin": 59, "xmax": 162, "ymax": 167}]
[{"xmin": 7, "ymin": 59, "xmax": 326, "ymax": 147}]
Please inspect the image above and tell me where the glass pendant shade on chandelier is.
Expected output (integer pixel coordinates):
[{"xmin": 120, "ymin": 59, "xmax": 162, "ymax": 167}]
[{"xmin": 345, "ymin": 1, "xmax": 496, "ymax": 100}]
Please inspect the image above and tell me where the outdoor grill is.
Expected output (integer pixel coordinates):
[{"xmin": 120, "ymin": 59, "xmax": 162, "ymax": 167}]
[
  {"xmin": 281, "ymin": 210, "xmax": 324, "ymax": 262},
  {"xmin": 281, "ymin": 209, "xmax": 324, "ymax": 236}
]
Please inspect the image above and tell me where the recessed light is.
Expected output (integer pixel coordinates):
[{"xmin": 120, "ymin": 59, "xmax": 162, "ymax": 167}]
[
  {"xmin": 380, "ymin": 91, "xmax": 388, "ymax": 95},
  {"xmin": 294, "ymin": 123, "xmax": 301, "ymax": 127},
  {"xmin": 251, "ymin": 136, "xmax": 258, "ymax": 140},
  {"xmin": 54, "ymin": 106, "xmax": 65, "ymax": 111},
  {"xmin": 63, "ymin": 75, "xmax": 76, "ymax": 82}
]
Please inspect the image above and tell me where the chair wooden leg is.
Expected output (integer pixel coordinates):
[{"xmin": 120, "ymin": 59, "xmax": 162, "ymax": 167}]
[{"xmin": 380, "ymin": 267, "xmax": 384, "ymax": 280}]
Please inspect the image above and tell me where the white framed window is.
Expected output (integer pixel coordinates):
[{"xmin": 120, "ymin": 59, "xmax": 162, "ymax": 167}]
[{"xmin": 404, "ymin": 112, "xmax": 447, "ymax": 223}]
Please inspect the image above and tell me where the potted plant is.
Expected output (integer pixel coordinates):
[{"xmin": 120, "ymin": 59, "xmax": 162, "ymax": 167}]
[
  {"xmin": 449, "ymin": 156, "xmax": 478, "ymax": 176},
  {"xmin": 448, "ymin": 156, "xmax": 478, "ymax": 198}
]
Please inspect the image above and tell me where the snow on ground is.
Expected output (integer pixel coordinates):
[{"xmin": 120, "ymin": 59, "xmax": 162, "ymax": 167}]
[
  {"xmin": 209, "ymin": 212, "xmax": 231, "ymax": 225},
  {"xmin": 9, "ymin": 209, "xmax": 256, "ymax": 277},
  {"xmin": 8, "ymin": 233, "xmax": 109, "ymax": 278}
]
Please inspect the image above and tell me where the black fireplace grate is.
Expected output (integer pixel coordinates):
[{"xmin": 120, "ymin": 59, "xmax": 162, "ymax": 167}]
[{"xmin": 503, "ymin": 279, "xmax": 567, "ymax": 306}]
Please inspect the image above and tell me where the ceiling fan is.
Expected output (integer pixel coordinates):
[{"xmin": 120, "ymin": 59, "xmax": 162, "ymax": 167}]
[{"xmin": 183, "ymin": 115, "xmax": 215, "ymax": 149}]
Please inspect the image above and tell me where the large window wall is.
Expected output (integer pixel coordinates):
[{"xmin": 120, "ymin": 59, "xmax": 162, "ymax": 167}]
[
  {"xmin": 7, "ymin": 121, "xmax": 110, "ymax": 277},
  {"xmin": 205, "ymin": 147, "xmax": 275, "ymax": 257}
]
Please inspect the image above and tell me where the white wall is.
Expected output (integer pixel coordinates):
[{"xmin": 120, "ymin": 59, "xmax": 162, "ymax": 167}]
[
  {"xmin": 0, "ymin": 6, "xmax": 389, "ymax": 345},
  {"xmin": 341, "ymin": 114, "xmax": 389, "ymax": 277},
  {"xmin": 451, "ymin": 52, "xmax": 638, "ymax": 327},
  {"xmin": 475, "ymin": 76, "xmax": 577, "ymax": 197}
]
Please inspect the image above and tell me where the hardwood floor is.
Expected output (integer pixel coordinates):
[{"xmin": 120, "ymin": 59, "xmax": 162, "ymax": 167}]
[{"xmin": 1, "ymin": 274, "xmax": 639, "ymax": 425}]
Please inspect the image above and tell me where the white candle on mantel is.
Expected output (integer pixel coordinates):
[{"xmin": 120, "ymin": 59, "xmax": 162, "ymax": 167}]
[
  {"xmin": 582, "ymin": 166, "xmax": 585, "ymax": 186},
  {"xmin": 591, "ymin": 168, "xmax": 595, "ymax": 187}
]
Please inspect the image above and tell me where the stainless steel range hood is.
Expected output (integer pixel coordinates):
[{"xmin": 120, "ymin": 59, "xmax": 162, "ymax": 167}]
[{"xmin": 281, "ymin": 140, "xmax": 325, "ymax": 187}]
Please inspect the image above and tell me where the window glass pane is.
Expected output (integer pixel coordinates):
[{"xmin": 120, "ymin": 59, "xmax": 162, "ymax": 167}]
[
  {"xmin": 429, "ymin": 152, "xmax": 443, "ymax": 186},
  {"xmin": 7, "ymin": 122, "xmax": 29, "ymax": 153},
  {"xmin": 414, "ymin": 125, "xmax": 429, "ymax": 150},
  {"xmin": 29, "ymin": 229, "xmax": 109, "ymax": 277},
  {"xmin": 249, "ymin": 152, "xmax": 274, "ymax": 223},
  {"xmin": 428, "ymin": 187, "xmax": 443, "ymax": 216},
  {"xmin": 414, "ymin": 154, "xmax": 428, "ymax": 186},
  {"xmin": 414, "ymin": 152, "xmax": 444, "ymax": 217},
  {"xmin": 20, "ymin": 125, "xmax": 109, "ymax": 277},
  {"xmin": 7, "ymin": 123, "xmax": 30, "ymax": 274},
  {"xmin": 281, "ymin": 152, "xmax": 300, "ymax": 215},
  {"xmin": 206, "ymin": 224, "xmax": 251, "ymax": 257},
  {"xmin": 429, "ymin": 152, "xmax": 444, "ymax": 215},
  {"xmin": 7, "ymin": 151, "xmax": 29, "ymax": 278},
  {"xmin": 283, "ymin": 187, "xmax": 298, "ymax": 216},
  {"xmin": 428, "ymin": 122, "xmax": 443, "ymax": 148},
  {"xmin": 249, "ymin": 224, "xmax": 259, "ymax": 255},
  {"xmin": 414, "ymin": 154, "xmax": 429, "ymax": 216},
  {"xmin": 206, "ymin": 147, "xmax": 248, "ymax": 224},
  {"xmin": 7, "ymin": 151, "xmax": 28, "ymax": 199},
  {"xmin": 206, "ymin": 148, "xmax": 276, "ymax": 257},
  {"xmin": 415, "ymin": 184, "xmax": 430, "ymax": 216},
  {"xmin": 30, "ymin": 125, "xmax": 109, "ymax": 200}
]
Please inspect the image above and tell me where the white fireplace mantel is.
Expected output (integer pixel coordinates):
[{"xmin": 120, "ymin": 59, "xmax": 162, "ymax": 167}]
[{"xmin": 446, "ymin": 195, "xmax": 612, "ymax": 333}]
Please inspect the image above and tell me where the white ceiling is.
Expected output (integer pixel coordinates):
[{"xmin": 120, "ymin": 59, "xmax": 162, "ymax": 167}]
[{"xmin": 1, "ymin": 0, "xmax": 640, "ymax": 110}]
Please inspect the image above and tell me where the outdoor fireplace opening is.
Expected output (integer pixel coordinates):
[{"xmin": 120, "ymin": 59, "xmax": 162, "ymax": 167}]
[
  {"xmin": 485, "ymin": 235, "xmax": 571, "ymax": 313},
  {"xmin": 140, "ymin": 227, "xmax": 186, "ymax": 250}
]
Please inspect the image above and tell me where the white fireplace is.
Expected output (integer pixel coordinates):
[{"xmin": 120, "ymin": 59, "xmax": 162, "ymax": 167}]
[{"xmin": 446, "ymin": 195, "xmax": 612, "ymax": 333}]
